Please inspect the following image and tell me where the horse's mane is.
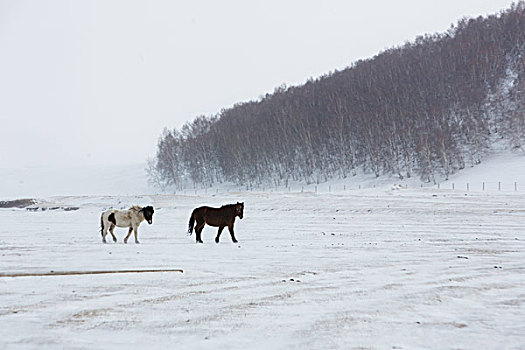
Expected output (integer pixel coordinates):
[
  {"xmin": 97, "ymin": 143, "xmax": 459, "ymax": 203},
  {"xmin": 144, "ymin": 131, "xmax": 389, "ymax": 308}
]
[
  {"xmin": 128, "ymin": 205, "xmax": 143, "ymax": 211},
  {"xmin": 220, "ymin": 203, "xmax": 237, "ymax": 209}
]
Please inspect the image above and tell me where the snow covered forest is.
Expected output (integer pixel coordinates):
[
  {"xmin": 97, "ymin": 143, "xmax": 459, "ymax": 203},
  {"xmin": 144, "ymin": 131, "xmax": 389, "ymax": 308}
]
[{"xmin": 149, "ymin": 3, "xmax": 525, "ymax": 189}]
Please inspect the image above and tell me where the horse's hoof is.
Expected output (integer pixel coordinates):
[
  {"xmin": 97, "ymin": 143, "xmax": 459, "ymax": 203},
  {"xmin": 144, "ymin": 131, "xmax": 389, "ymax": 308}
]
[
  {"xmin": 124, "ymin": 240, "xmax": 128, "ymax": 244},
  {"xmin": 135, "ymin": 241, "xmax": 140, "ymax": 244},
  {"xmin": 215, "ymin": 238, "xmax": 220, "ymax": 243},
  {"xmin": 113, "ymin": 238, "xmax": 117, "ymax": 243},
  {"xmin": 197, "ymin": 240, "xmax": 203, "ymax": 244},
  {"xmin": 233, "ymin": 240, "xmax": 238, "ymax": 243}
]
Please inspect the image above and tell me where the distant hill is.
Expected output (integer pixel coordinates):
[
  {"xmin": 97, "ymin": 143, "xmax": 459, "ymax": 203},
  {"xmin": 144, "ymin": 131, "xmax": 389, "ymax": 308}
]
[
  {"xmin": 150, "ymin": 2, "xmax": 525, "ymax": 189},
  {"xmin": 0, "ymin": 164, "xmax": 154, "ymax": 199}
]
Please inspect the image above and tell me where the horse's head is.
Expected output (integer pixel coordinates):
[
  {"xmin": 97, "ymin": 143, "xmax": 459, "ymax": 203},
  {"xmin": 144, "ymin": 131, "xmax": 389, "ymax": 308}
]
[
  {"xmin": 235, "ymin": 202, "xmax": 244, "ymax": 219},
  {"xmin": 141, "ymin": 206, "xmax": 155, "ymax": 224}
]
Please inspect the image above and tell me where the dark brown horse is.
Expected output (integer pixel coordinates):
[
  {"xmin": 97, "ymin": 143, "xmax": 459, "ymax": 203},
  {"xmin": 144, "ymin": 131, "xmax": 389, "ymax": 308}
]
[{"xmin": 188, "ymin": 202, "xmax": 244, "ymax": 243}]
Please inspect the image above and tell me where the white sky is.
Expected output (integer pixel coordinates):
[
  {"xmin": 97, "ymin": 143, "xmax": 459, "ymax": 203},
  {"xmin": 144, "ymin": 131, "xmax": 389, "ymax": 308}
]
[{"xmin": 0, "ymin": 0, "xmax": 517, "ymax": 168}]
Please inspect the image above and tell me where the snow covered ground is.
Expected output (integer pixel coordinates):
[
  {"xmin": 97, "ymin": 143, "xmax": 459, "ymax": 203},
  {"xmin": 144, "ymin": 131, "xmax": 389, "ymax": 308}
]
[{"xmin": 0, "ymin": 151, "xmax": 524, "ymax": 349}]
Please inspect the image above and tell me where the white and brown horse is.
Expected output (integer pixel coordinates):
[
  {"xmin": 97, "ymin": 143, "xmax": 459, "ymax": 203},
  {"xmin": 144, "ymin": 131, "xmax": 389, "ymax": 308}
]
[{"xmin": 100, "ymin": 205, "xmax": 154, "ymax": 244}]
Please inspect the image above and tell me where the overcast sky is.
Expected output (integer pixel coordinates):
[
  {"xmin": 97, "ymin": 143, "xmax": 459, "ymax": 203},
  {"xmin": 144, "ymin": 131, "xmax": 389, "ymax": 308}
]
[{"xmin": 0, "ymin": 0, "xmax": 517, "ymax": 168}]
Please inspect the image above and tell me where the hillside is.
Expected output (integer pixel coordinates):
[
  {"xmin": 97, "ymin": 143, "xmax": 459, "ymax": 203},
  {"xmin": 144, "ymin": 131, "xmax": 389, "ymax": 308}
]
[
  {"xmin": 0, "ymin": 146, "xmax": 522, "ymax": 199},
  {"xmin": 149, "ymin": 3, "xmax": 525, "ymax": 189}
]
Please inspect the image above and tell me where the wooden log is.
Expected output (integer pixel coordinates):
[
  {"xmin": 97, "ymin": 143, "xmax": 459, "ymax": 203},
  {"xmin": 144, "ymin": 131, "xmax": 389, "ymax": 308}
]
[{"xmin": 0, "ymin": 268, "xmax": 184, "ymax": 278}]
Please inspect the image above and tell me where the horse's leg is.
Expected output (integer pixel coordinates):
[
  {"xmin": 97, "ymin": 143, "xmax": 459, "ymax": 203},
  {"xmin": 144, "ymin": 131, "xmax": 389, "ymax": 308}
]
[
  {"xmin": 102, "ymin": 224, "xmax": 108, "ymax": 243},
  {"xmin": 109, "ymin": 224, "xmax": 117, "ymax": 243},
  {"xmin": 228, "ymin": 223, "xmax": 238, "ymax": 243},
  {"xmin": 215, "ymin": 226, "xmax": 225, "ymax": 243},
  {"xmin": 124, "ymin": 227, "xmax": 133, "ymax": 244},
  {"xmin": 195, "ymin": 222, "xmax": 205, "ymax": 243},
  {"xmin": 133, "ymin": 225, "xmax": 140, "ymax": 244}
]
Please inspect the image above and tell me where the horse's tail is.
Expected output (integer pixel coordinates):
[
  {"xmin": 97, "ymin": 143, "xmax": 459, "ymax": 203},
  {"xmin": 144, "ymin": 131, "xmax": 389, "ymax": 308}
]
[
  {"xmin": 100, "ymin": 212, "xmax": 104, "ymax": 236},
  {"xmin": 188, "ymin": 210, "xmax": 195, "ymax": 235}
]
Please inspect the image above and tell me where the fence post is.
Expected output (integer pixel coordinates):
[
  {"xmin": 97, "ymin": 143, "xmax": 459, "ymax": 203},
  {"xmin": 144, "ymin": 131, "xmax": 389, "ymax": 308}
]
[
  {"xmin": 515, "ymin": 182, "xmax": 518, "ymax": 192},
  {"xmin": 437, "ymin": 183, "xmax": 440, "ymax": 189},
  {"xmin": 482, "ymin": 182, "xmax": 485, "ymax": 191},
  {"xmin": 467, "ymin": 183, "xmax": 469, "ymax": 192},
  {"xmin": 452, "ymin": 183, "xmax": 455, "ymax": 190}
]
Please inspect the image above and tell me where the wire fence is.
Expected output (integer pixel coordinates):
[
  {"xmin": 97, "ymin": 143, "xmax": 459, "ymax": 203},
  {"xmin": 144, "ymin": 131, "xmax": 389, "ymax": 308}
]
[
  {"xmin": 173, "ymin": 181, "xmax": 520, "ymax": 196},
  {"xmin": 434, "ymin": 181, "xmax": 519, "ymax": 192}
]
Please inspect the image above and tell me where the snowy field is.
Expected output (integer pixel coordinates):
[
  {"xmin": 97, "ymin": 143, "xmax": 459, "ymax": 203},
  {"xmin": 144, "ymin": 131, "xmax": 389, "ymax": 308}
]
[
  {"xmin": 0, "ymin": 189, "xmax": 524, "ymax": 349},
  {"xmin": 0, "ymin": 151, "xmax": 524, "ymax": 349}
]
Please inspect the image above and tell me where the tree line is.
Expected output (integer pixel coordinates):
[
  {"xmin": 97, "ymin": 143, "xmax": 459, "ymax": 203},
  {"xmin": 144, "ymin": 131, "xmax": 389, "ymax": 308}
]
[{"xmin": 149, "ymin": 2, "xmax": 525, "ymax": 189}]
